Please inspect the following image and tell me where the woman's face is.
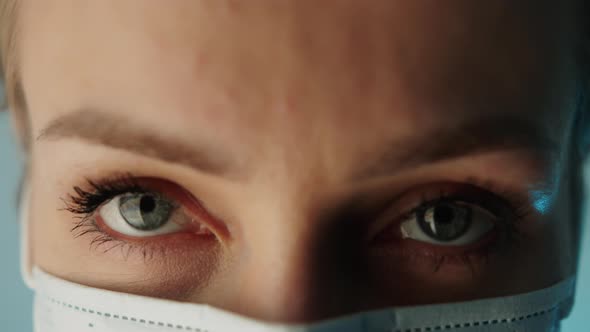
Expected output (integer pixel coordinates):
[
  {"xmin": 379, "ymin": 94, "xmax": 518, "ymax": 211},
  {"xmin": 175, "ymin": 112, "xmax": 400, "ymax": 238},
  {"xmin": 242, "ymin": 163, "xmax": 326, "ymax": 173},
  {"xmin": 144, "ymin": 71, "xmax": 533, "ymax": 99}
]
[{"xmin": 18, "ymin": 0, "xmax": 582, "ymax": 323}]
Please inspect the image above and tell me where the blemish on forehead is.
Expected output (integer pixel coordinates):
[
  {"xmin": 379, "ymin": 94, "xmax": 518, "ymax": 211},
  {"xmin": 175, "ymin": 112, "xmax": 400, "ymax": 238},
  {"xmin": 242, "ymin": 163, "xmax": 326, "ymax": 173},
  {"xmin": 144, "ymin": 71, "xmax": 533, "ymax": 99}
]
[
  {"xmin": 274, "ymin": 91, "xmax": 299, "ymax": 115},
  {"xmin": 225, "ymin": 0, "xmax": 242, "ymax": 13},
  {"xmin": 195, "ymin": 52, "xmax": 209, "ymax": 67}
]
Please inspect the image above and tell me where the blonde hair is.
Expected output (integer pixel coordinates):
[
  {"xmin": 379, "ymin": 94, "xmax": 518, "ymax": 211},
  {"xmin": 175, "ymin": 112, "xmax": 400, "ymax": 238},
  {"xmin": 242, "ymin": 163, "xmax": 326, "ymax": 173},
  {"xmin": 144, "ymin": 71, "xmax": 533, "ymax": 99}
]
[{"xmin": 0, "ymin": 0, "xmax": 29, "ymax": 150}]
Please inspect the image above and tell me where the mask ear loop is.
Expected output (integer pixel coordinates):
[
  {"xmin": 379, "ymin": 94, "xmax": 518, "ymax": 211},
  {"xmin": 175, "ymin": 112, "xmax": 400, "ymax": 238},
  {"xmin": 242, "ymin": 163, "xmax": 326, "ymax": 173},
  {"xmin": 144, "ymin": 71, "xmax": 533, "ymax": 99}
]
[{"xmin": 19, "ymin": 175, "xmax": 35, "ymax": 289}]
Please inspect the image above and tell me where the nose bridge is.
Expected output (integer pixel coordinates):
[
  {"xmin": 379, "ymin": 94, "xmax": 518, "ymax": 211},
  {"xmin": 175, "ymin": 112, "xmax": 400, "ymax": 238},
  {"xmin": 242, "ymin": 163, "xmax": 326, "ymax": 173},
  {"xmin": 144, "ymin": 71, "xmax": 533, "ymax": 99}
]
[
  {"xmin": 239, "ymin": 199, "xmax": 323, "ymax": 321},
  {"xmin": 233, "ymin": 188, "xmax": 363, "ymax": 323}
]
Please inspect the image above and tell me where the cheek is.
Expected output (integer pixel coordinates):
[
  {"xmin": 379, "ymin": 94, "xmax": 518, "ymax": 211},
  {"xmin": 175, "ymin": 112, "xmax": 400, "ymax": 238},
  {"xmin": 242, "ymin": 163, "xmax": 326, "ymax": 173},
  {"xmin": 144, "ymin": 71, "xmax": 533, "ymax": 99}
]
[{"xmin": 33, "ymin": 213, "xmax": 225, "ymax": 302}]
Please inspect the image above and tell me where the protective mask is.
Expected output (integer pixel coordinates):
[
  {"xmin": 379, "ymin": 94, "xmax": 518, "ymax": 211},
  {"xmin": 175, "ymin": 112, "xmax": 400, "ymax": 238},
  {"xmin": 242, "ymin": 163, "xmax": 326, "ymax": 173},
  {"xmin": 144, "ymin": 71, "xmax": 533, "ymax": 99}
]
[{"xmin": 20, "ymin": 185, "xmax": 576, "ymax": 332}]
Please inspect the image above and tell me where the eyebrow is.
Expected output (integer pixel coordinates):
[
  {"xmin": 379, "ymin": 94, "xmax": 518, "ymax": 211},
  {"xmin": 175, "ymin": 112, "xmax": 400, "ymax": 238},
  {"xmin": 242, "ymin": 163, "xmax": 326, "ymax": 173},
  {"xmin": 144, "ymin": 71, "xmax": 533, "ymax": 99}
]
[
  {"xmin": 356, "ymin": 113, "xmax": 560, "ymax": 180},
  {"xmin": 38, "ymin": 110, "xmax": 240, "ymax": 178},
  {"xmin": 38, "ymin": 109, "xmax": 560, "ymax": 181}
]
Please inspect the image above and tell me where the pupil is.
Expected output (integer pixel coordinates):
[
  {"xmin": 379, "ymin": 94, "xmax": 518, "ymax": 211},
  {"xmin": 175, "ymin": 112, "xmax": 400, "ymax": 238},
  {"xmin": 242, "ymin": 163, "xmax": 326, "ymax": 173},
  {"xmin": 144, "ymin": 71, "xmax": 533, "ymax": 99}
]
[
  {"xmin": 434, "ymin": 205, "xmax": 455, "ymax": 225},
  {"xmin": 140, "ymin": 195, "xmax": 156, "ymax": 214}
]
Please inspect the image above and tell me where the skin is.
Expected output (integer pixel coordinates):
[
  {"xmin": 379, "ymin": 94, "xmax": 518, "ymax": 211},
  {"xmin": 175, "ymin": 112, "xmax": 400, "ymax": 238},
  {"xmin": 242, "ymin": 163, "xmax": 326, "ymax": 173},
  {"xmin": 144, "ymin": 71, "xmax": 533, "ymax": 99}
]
[{"xmin": 15, "ymin": 0, "xmax": 583, "ymax": 324}]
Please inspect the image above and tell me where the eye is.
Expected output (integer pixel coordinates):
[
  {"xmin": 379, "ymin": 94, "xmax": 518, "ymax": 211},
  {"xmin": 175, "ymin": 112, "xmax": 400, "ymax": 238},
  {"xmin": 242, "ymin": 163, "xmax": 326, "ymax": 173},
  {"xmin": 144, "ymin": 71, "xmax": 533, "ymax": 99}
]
[
  {"xmin": 400, "ymin": 200, "xmax": 495, "ymax": 246},
  {"xmin": 366, "ymin": 182, "xmax": 529, "ymax": 275},
  {"xmin": 99, "ymin": 192, "xmax": 211, "ymax": 238}
]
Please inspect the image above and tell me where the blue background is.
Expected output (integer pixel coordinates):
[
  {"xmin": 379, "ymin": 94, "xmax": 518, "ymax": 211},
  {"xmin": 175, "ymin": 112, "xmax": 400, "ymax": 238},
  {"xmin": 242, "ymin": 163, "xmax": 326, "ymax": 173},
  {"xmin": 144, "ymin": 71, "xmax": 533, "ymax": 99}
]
[{"xmin": 0, "ymin": 111, "xmax": 588, "ymax": 330}]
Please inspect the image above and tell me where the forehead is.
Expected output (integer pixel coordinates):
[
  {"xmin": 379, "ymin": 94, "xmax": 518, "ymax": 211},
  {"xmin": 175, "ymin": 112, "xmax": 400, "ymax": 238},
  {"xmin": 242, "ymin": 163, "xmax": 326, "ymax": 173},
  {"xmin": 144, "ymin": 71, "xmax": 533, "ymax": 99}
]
[{"xmin": 18, "ymin": 1, "xmax": 578, "ymax": 156}]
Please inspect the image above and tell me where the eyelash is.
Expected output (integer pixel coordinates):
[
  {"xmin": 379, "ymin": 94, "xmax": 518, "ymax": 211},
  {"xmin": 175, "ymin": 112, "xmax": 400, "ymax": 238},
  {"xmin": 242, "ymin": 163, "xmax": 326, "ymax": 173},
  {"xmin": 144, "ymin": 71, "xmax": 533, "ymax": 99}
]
[
  {"xmin": 63, "ymin": 174, "xmax": 533, "ymax": 267},
  {"xmin": 63, "ymin": 174, "xmax": 162, "ymax": 260}
]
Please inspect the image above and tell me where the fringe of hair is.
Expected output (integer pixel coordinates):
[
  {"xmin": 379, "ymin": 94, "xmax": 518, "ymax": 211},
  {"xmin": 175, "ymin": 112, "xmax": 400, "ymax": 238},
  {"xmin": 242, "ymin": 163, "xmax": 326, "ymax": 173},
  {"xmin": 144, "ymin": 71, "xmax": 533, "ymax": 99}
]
[{"xmin": 0, "ymin": 0, "xmax": 30, "ymax": 151}]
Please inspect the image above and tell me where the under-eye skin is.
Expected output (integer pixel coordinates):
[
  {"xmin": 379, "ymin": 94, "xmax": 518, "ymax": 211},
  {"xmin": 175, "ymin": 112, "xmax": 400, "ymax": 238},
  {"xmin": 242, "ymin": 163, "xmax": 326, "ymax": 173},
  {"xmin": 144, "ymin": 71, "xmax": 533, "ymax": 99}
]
[
  {"xmin": 63, "ymin": 174, "xmax": 222, "ymax": 259},
  {"xmin": 367, "ymin": 182, "xmax": 532, "ymax": 272},
  {"xmin": 64, "ymin": 175, "xmax": 532, "ymax": 272}
]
